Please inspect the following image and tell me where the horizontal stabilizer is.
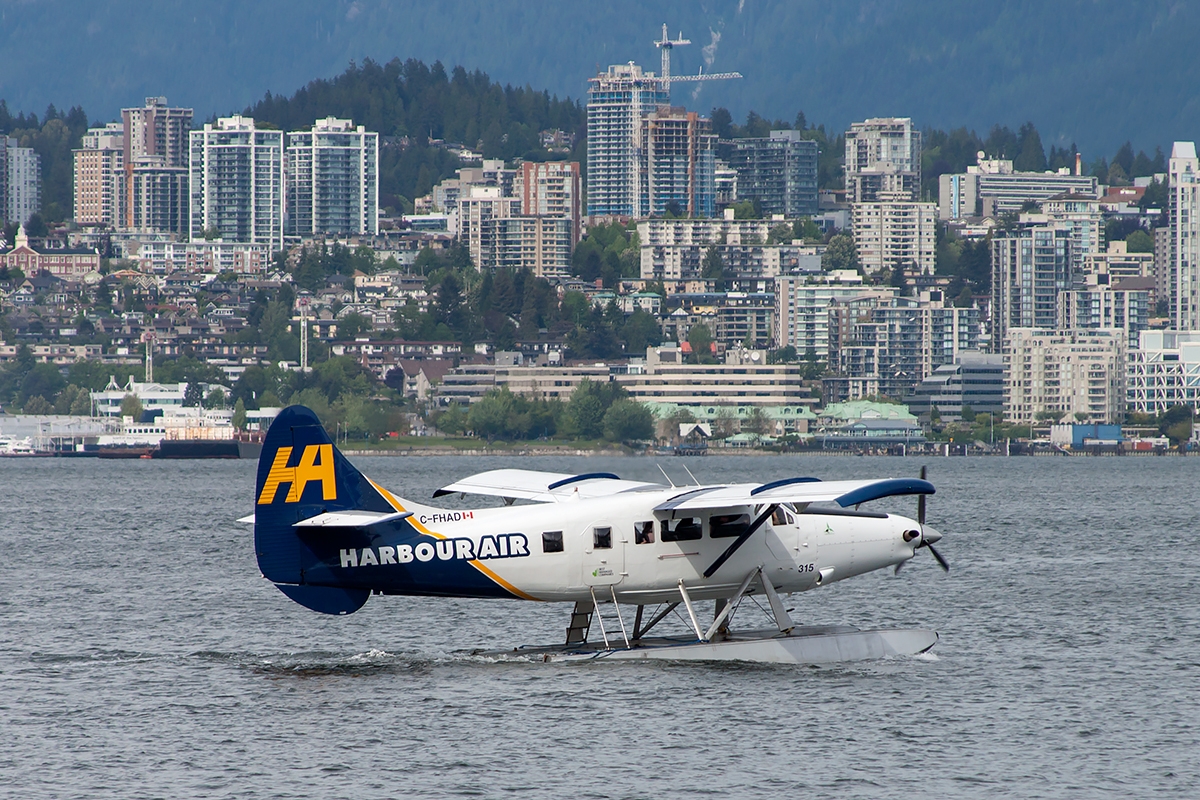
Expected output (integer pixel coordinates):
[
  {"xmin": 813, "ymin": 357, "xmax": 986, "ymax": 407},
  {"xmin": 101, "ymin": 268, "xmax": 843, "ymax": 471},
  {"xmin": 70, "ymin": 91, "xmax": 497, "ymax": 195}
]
[
  {"xmin": 275, "ymin": 583, "xmax": 370, "ymax": 615},
  {"xmin": 293, "ymin": 510, "xmax": 413, "ymax": 528}
]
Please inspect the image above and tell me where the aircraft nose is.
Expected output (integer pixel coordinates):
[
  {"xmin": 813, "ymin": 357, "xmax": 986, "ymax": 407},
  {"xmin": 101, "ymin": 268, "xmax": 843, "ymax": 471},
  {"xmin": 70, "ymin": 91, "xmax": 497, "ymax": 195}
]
[{"xmin": 921, "ymin": 525, "xmax": 942, "ymax": 545}]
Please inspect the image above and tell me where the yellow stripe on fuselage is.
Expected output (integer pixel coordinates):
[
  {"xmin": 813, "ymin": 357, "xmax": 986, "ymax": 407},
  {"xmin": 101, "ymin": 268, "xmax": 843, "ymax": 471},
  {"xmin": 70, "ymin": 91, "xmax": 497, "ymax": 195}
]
[{"xmin": 367, "ymin": 477, "xmax": 540, "ymax": 601}]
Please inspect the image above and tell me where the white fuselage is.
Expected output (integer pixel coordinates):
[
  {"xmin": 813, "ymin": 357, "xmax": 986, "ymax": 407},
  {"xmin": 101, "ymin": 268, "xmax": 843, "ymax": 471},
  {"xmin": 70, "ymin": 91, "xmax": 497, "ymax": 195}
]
[{"xmin": 379, "ymin": 488, "xmax": 921, "ymax": 603}]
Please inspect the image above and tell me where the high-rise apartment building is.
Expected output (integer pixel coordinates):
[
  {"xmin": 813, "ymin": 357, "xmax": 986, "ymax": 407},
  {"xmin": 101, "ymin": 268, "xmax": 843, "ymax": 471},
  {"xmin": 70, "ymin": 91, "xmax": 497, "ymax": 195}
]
[
  {"xmin": 844, "ymin": 118, "xmax": 921, "ymax": 202},
  {"xmin": 129, "ymin": 159, "xmax": 189, "ymax": 235},
  {"xmin": 1003, "ymin": 328, "xmax": 1126, "ymax": 424},
  {"xmin": 641, "ymin": 106, "xmax": 715, "ymax": 218},
  {"xmin": 285, "ymin": 117, "xmax": 378, "ymax": 237},
  {"xmin": 121, "ymin": 97, "xmax": 192, "ymax": 228},
  {"xmin": 1154, "ymin": 226, "xmax": 1172, "ymax": 311},
  {"xmin": 73, "ymin": 123, "xmax": 125, "ymax": 227},
  {"xmin": 727, "ymin": 130, "xmax": 819, "ymax": 218},
  {"xmin": 586, "ymin": 63, "xmax": 668, "ymax": 218},
  {"xmin": 637, "ymin": 216, "xmax": 820, "ymax": 281},
  {"xmin": 1057, "ymin": 274, "xmax": 1151, "ymax": 348},
  {"xmin": 456, "ymin": 186, "xmax": 520, "ymax": 268},
  {"xmin": 494, "ymin": 216, "xmax": 574, "ymax": 279},
  {"xmin": 1020, "ymin": 193, "xmax": 1103, "ymax": 273},
  {"xmin": 774, "ymin": 276, "xmax": 898, "ymax": 360},
  {"xmin": 189, "ymin": 116, "xmax": 284, "ymax": 251},
  {"xmin": 4, "ymin": 139, "xmax": 41, "ymax": 225},
  {"xmin": 851, "ymin": 192, "xmax": 937, "ymax": 275},
  {"xmin": 515, "ymin": 161, "xmax": 582, "ymax": 244},
  {"xmin": 826, "ymin": 291, "xmax": 979, "ymax": 401},
  {"xmin": 1169, "ymin": 141, "xmax": 1200, "ymax": 330},
  {"xmin": 990, "ymin": 226, "xmax": 1073, "ymax": 350}
]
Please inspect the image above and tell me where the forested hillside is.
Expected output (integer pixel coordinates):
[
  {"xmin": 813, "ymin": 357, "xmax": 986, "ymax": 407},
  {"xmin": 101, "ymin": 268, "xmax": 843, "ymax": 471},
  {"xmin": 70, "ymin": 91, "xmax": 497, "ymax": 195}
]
[{"xmin": 243, "ymin": 59, "xmax": 586, "ymax": 212}]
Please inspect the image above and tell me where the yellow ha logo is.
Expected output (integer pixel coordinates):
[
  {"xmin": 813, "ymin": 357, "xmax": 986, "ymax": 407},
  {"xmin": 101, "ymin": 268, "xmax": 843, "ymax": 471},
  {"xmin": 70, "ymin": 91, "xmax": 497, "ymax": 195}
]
[{"xmin": 257, "ymin": 444, "xmax": 337, "ymax": 504}]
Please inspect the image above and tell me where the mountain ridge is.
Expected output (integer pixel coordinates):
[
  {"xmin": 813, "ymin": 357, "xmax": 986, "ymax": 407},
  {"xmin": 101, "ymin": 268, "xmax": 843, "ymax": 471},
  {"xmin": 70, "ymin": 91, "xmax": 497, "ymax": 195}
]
[{"xmin": 0, "ymin": 1, "xmax": 1193, "ymax": 158}]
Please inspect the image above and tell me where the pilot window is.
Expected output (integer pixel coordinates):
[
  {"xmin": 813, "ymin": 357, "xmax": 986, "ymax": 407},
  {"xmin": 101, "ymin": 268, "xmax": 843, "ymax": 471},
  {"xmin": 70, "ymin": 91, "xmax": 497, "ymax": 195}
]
[
  {"xmin": 662, "ymin": 517, "xmax": 702, "ymax": 542},
  {"xmin": 709, "ymin": 513, "xmax": 751, "ymax": 538},
  {"xmin": 593, "ymin": 526, "xmax": 612, "ymax": 549},
  {"xmin": 542, "ymin": 531, "xmax": 563, "ymax": 553},
  {"xmin": 772, "ymin": 507, "xmax": 788, "ymax": 527},
  {"xmin": 634, "ymin": 521, "xmax": 655, "ymax": 544}
]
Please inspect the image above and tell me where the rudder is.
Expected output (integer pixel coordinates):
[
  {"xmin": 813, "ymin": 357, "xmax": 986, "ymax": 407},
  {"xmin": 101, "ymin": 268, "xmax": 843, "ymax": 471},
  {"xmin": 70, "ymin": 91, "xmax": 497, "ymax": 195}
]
[{"xmin": 253, "ymin": 405, "xmax": 393, "ymax": 598}]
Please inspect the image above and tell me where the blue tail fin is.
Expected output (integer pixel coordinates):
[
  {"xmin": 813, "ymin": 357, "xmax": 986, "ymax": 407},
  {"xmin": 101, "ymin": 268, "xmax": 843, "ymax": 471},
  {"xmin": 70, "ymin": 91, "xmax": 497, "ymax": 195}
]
[{"xmin": 253, "ymin": 405, "xmax": 392, "ymax": 614}]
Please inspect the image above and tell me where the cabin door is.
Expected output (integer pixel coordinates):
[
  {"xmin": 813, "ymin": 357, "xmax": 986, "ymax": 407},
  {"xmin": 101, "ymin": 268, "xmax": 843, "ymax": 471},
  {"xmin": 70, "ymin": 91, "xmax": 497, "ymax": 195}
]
[{"xmin": 582, "ymin": 520, "xmax": 624, "ymax": 586}]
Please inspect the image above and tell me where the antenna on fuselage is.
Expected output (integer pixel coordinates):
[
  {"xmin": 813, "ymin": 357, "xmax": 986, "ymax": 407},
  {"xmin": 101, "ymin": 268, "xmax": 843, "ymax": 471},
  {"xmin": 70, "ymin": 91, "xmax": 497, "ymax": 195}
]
[
  {"xmin": 681, "ymin": 463, "xmax": 700, "ymax": 486},
  {"xmin": 656, "ymin": 463, "xmax": 676, "ymax": 488}
]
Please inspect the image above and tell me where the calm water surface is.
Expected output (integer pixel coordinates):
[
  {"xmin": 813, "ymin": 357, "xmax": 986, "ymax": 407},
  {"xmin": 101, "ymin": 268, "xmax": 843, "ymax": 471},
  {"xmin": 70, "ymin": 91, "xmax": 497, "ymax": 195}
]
[{"xmin": 2, "ymin": 454, "xmax": 1198, "ymax": 799}]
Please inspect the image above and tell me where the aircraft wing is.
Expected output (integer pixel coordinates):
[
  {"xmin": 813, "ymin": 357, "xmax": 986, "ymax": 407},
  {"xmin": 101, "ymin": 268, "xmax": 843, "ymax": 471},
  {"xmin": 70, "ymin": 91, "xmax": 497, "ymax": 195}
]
[
  {"xmin": 434, "ymin": 468, "xmax": 664, "ymax": 503},
  {"xmin": 655, "ymin": 477, "xmax": 934, "ymax": 512}
]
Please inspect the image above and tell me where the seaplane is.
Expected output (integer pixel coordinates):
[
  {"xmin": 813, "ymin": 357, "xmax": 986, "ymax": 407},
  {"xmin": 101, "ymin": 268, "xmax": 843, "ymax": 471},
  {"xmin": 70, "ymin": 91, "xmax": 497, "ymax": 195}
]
[{"xmin": 248, "ymin": 405, "xmax": 950, "ymax": 664}]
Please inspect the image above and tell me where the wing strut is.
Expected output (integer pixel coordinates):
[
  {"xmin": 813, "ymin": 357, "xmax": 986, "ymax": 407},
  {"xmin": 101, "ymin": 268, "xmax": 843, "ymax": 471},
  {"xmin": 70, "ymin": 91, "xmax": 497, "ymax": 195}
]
[
  {"xmin": 677, "ymin": 580, "xmax": 705, "ymax": 641},
  {"xmin": 704, "ymin": 567, "xmax": 761, "ymax": 640},
  {"xmin": 633, "ymin": 602, "xmax": 680, "ymax": 640},
  {"xmin": 702, "ymin": 504, "xmax": 778, "ymax": 578}
]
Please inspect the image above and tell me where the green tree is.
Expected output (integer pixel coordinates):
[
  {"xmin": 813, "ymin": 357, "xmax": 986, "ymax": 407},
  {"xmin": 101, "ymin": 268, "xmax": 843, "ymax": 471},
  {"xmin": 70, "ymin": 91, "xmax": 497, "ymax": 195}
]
[
  {"xmin": 232, "ymin": 398, "xmax": 248, "ymax": 430},
  {"xmin": 468, "ymin": 387, "xmax": 518, "ymax": 440},
  {"xmin": 701, "ymin": 246, "xmax": 725, "ymax": 284},
  {"xmin": 23, "ymin": 395, "xmax": 53, "ymax": 414},
  {"xmin": 70, "ymin": 390, "xmax": 92, "ymax": 416},
  {"xmin": 743, "ymin": 406, "xmax": 771, "ymax": 435},
  {"xmin": 767, "ymin": 223, "xmax": 794, "ymax": 244},
  {"xmin": 793, "ymin": 217, "xmax": 822, "ymax": 241},
  {"xmin": 204, "ymin": 388, "xmax": 227, "ymax": 409},
  {"xmin": 731, "ymin": 200, "xmax": 758, "ymax": 219},
  {"xmin": 120, "ymin": 394, "xmax": 143, "ymax": 419},
  {"xmin": 338, "ymin": 312, "xmax": 372, "ymax": 340},
  {"xmin": 53, "ymin": 384, "xmax": 83, "ymax": 414},
  {"xmin": 19, "ymin": 363, "xmax": 65, "ymax": 407},
  {"xmin": 562, "ymin": 378, "xmax": 625, "ymax": 439},
  {"xmin": 1125, "ymin": 230, "xmax": 1153, "ymax": 253},
  {"xmin": 769, "ymin": 345, "xmax": 797, "ymax": 364},
  {"xmin": 620, "ymin": 309, "xmax": 662, "ymax": 354},
  {"xmin": 822, "ymin": 234, "xmax": 859, "ymax": 272},
  {"xmin": 602, "ymin": 399, "xmax": 654, "ymax": 443},
  {"xmin": 687, "ymin": 324, "xmax": 714, "ymax": 364},
  {"xmin": 1013, "ymin": 122, "xmax": 1046, "ymax": 172},
  {"xmin": 1159, "ymin": 405, "xmax": 1194, "ymax": 443},
  {"xmin": 183, "ymin": 382, "xmax": 204, "ymax": 407},
  {"xmin": 434, "ymin": 403, "xmax": 469, "ymax": 435}
]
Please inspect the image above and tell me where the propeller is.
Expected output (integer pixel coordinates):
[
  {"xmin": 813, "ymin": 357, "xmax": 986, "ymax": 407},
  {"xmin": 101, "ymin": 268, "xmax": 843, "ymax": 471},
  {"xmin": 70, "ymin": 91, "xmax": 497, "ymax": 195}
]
[{"xmin": 896, "ymin": 465, "xmax": 949, "ymax": 574}]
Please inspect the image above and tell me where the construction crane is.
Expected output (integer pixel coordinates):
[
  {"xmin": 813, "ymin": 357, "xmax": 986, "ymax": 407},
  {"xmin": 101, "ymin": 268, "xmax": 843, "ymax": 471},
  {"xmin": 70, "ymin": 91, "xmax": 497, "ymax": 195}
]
[{"xmin": 653, "ymin": 23, "xmax": 742, "ymax": 96}]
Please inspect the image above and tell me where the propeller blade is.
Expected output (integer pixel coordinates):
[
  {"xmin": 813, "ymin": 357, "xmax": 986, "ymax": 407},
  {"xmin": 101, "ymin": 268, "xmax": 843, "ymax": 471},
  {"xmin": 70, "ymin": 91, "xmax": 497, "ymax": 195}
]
[
  {"xmin": 894, "ymin": 560, "xmax": 904, "ymax": 575},
  {"xmin": 927, "ymin": 542, "xmax": 950, "ymax": 572},
  {"xmin": 917, "ymin": 465, "xmax": 927, "ymax": 525}
]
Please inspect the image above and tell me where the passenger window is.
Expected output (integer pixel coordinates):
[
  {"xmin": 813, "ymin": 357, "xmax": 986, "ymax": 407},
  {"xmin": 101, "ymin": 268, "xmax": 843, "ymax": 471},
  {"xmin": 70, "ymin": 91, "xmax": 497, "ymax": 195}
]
[
  {"xmin": 593, "ymin": 526, "xmax": 612, "ymax": 549},
  {"xmin": 662, "ymin": 517, "xmax": 702, "ymax": 542},
  {"xmin": 542, "ymin": 531, "xmax": 563, "ymax": 553},
  {"xmin": 710, "ymin": 513, "xmax": 751, "ymax": 538},
  {"xmin": 634, "ymin": 521, "xmax": 655, "ymax": 544},
  {"xmin": 785, "ymin": 510, "xmax": 795, "ymax": 525}
]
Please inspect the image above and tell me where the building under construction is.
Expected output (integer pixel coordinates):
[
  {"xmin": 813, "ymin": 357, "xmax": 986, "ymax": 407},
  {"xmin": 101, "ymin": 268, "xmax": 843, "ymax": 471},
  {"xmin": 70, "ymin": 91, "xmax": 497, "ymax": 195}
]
[{"xmin": 641, "ymin": 107, "xmax": 715, "ymax": 218}]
